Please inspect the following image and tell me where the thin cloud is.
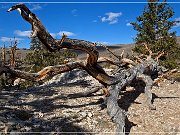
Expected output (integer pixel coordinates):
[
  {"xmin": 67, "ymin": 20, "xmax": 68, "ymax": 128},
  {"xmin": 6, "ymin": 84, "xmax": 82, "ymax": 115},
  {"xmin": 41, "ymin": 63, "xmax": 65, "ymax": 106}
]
[
  {"xmin": 174, "ymin": 17, "xmax": 180, "ymax": 27},
  {"xmin": 0, "ymin": 37, "xmax": 23, "ymax": 42},
  {"xmin": 93, "ymin": 20, "xmax": 97, "ymax": 23},
  {"xmin": 0, "ymin": 4, "xmax": 9, "ymax": 10},
  {"xmin": 101, "ymin": 12, "xmax": 122, "ymax": 24},
  {"xmin": 58, "ymin": 31, "xmax": 75, "ymax": 36},
  {"xmin": 126, "ymin": 23, "xmax": 132, "ymax": 26},
  {"xmin": 30, "ymin": 4, "xmax": 42, "ymax": 11},
  {"xmin": 14, "ymin": 30, "xmax": 32, "ymax": 37},
  {"xmin": 71, "ymin": 9, "xmax": 78, "ymax": 16}
]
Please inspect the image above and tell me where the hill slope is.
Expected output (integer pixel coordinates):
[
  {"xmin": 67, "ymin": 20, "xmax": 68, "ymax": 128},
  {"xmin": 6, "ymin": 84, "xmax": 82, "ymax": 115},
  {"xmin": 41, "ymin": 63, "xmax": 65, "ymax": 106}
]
[{"xmin": 0, "ymin": 36, "xmax": 179, "ymax": 61}]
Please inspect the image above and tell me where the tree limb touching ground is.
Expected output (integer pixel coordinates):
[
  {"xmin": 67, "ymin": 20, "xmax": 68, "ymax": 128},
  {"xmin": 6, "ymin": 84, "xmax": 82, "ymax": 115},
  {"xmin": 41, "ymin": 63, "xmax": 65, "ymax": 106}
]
[
  {"xmin": 7, "ymin": 4, "xmax": 115, "ymax": 86},
  {"xmin": 0, "ymin": 4, "xmax": 174, "ymax": 134}
]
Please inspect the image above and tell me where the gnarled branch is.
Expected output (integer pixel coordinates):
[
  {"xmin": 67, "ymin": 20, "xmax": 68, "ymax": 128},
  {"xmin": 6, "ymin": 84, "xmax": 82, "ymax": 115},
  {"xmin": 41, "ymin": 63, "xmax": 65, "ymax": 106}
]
[{"xmin": 4, "ymin": 4, "xmax": 172, "ymax": 135}]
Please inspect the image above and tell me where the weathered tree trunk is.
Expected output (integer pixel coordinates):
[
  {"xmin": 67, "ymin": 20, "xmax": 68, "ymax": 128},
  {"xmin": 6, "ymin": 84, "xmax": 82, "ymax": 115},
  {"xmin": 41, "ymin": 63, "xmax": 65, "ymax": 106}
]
[
  {"xmin": 10, "ymin": 41, "xmax": 17, "ymax": 67},
  {"xmin": 1, "ymin": 4, "xmax": 172, "ymax": 134},
  {"xmin": 8, "ymin": 4, "xmax": 116, "ymax": 86},
  {"xmin": 106, "ymin": 59, "xmax": 161, "ymax": 133},
  {"xmin": 2, "ymin": 44, "xmax": 6, "ymax": 66}
]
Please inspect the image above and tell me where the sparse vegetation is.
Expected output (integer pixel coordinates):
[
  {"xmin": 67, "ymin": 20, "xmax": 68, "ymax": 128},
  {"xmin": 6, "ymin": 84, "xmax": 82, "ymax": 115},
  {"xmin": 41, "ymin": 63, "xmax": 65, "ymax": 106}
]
[
  {"xmin": 131, "ymin": 0, "xmax": 180, "ymax": 68},
  {"xmin": 24, "ymin": 49, "xmax": 77, "ymax": 73},
  {"xmin": 20, "ymin": 36, "xmax": 77, "ymax": 88},
  {"xmin": 0, "ymin": 2, "xmax": 179, "ymax": 135}
]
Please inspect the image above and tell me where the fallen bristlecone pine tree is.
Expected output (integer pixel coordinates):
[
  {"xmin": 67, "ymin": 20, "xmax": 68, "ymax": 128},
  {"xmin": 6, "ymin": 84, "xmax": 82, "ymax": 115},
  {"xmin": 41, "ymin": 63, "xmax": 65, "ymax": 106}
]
[{"xmin": 0, "ymin": 4, "xmax": 179, "ymax": 134}]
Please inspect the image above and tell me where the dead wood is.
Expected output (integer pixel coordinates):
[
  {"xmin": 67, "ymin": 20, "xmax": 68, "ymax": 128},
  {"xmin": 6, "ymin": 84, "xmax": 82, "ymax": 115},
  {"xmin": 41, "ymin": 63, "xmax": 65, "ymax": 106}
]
[
  {"xmin": 99, "ymin": 43, "xmax": 123, "ymax": 60},
  {"xmin": 154, "ymin": 69, "xmax": 178, "ymax": 86},
  {"xmin": 2, "ymin": 44, "xmax": 6, "ymax": 66},
  {"xmin": 1, "ymin": 4, "xmax": 174, "ymax": 134},
  {"xmin": 10, "ymin": 39, "xmax": 17, "ymax": 67}
]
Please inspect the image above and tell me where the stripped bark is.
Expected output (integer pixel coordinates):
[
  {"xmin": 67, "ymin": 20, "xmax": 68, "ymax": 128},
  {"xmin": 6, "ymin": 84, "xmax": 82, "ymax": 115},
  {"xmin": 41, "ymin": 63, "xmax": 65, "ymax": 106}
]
[
  {"xmin": 7, "ymin": 4, "xmax": 115, "ymax": 86},
  {"xmin": 0, "ymin": 4, "xmax": 174, "ymax": 134},
  {"xmin": 2, "ymin": 44, "xmax": 6, "ymax": 66}
]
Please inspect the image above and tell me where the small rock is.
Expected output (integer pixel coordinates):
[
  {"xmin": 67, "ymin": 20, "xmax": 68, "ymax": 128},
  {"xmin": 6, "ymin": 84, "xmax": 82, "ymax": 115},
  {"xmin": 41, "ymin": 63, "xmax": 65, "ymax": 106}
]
[
  {"xmin": 93, "ymin": 120, "xmax": 98, "ymax": 124},
  {"xmin": 80, "ymin": 112, "xmax": 87, "ymax": 117},
  {"xmin": 24, "ymin": 126, "xmax": 31, "ymax": 131},
  {"xmin": 27, "ymin": 94, "xmax": 34, "ymax": 98},
  {"xmin": 38, "ymin": 112, "xmax": 44, "ymax": 118},
  {"xmin": 62, "ymin": 112, "xmax": 70, "ymax": 117},
  {"xmin": 87, "ymin": 112, "xmax": 93, "ymax": 117}
]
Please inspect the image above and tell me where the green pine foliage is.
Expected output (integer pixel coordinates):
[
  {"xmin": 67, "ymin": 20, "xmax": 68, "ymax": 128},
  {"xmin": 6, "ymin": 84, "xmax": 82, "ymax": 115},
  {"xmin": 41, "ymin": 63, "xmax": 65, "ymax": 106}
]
[
  {"xmin": 24, "ymin": 49, "xmax": 77, "ymax": 72},
  {"xmin": 131, "ymin": 0, "xmax": 180, "ymax": 69},
  {"xmin": 27, "ymin": 36, "xmax": 77, "ymax": 72},
  {"xmin": 30, "ymin": 36, "xmax": 43, "ymax": 50},
  {"xmin": 21, "ymin": 36, "xmax": 77, "ymax": 88}
]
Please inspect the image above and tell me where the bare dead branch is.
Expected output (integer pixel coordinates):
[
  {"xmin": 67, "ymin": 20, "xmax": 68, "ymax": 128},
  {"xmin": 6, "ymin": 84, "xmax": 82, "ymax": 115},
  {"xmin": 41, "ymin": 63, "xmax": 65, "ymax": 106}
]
[
  {"xmin": 155, "ymin": 52, "xmax": 165, "ymax": 62},
  {"xmin": 2, "ymin": 44, "xmax": 6, "ymax": 66},
  {"xmin": 0, "ymin": 62, "xmax": 83, "ymax": 82},
  {"xmin": 154, "ymin": 69, "xmax": 178, "ymax": 86},
  {"xmin": 99, "ymin": 43, "xmax": 122, "ymax": 60},
  {"xmin": 121, "ymin": 58, "xmax": 136, "ymax": 66},
  {"xmin": 136, "ymin": 73, "xmax": 155, "ymax": 110},
  {"xmin": 142, "ymin": 43, "xmax": 152, "ymax": 59},
  {"xmin": 10, "ymin": 39, "xmax": 17, "ymax": 67},
  {"xmin": 120, "ymin": 50, "xmax": 124, "ymax": 58},
  {"xmin": 58, "ymin": 33, "xmax": 67, "ymax": 48},
  {"xmin": 7, "ymin": 4, "xmax": 116, "ymax": 86}
]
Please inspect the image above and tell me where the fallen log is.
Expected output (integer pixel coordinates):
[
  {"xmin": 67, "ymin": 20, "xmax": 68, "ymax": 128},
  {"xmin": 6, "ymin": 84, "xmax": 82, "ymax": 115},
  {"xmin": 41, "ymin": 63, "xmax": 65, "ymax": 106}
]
[{"xmin": 0, "ymin": 3, "xmax": 172, "ymax": 134}]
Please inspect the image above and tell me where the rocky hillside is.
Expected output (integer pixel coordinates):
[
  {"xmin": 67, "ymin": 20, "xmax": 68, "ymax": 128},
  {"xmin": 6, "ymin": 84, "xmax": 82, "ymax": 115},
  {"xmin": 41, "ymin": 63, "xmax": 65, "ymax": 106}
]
[{"xmin": 0, "ymin": 69, "xmax": 179, "ymax": 134}]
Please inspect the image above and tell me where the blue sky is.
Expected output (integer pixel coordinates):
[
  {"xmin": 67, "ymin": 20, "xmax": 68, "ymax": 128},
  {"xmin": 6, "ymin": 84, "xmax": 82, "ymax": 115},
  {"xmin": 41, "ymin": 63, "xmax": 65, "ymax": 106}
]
[{"xmin": 0, "ymin": 0, "xmax": 180, "ymax": 48}]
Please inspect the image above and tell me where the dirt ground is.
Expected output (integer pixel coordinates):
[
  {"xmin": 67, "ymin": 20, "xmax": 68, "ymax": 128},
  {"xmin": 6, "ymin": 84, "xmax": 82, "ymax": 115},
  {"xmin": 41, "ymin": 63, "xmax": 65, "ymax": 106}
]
[{"xmin": 0, "ymin": 69, "xmax": 179, "ymax": 135}]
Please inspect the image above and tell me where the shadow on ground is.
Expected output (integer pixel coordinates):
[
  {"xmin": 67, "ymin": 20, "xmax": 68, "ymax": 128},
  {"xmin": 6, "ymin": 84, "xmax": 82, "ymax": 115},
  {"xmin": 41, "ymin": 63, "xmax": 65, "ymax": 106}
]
[{"xmin": 0, "ymin": 77, "xmax": 179, "ymax": 134}]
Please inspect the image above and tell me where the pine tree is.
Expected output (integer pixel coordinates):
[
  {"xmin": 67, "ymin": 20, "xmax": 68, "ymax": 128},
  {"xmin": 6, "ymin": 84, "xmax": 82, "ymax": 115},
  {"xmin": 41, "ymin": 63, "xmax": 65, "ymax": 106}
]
[
  {"xmin": 30, "ymin": 36, "xmax": 43, "ymax": 50},
  {"xmin": 131, "ymin": 0, "xmax": 179, "ymax": 68}
]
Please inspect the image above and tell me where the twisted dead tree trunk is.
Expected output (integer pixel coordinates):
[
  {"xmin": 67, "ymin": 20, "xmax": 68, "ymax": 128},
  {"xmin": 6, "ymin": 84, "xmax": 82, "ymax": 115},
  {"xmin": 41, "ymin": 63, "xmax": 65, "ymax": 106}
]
[
  {"xmin": 0, "ymin": 4, "xmax": 175, "ymax": 134},
  {"xmin": 7, "ymin": 4, "xmax": 116, "ymax": 86},
  {"xmin": 10, "ymin": 40, "xmax": 17, "ymax": 67}
]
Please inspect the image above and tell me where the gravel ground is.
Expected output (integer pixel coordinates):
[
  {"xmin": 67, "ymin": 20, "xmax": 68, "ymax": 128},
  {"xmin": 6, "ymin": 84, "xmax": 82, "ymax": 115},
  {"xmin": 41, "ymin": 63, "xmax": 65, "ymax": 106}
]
[{"xmin": 0, "ymin": 69, "xmax": 179, "ymax": 135}]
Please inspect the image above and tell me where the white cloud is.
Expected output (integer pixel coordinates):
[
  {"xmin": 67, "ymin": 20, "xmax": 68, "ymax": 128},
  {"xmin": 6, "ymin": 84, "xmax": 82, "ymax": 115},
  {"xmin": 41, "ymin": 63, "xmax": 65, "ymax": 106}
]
[
  {"xmin": 14, "ymin": 30, "xmax": 75, "ymax": 38},
  {"xmin": 50, "ymin": 33, "xmax": 57, "ymax": 38},
  {"xmin": 30, "ymin": 4, "xmax": 42, "ymax": 11},
  {"xmin": 71, "ymin": 9, "xmax": 78, "ymax": 16},
  {"xmin": 101, "ymin": 12, "xmax": 122, "ymax": 24},
  {"xmin": 174, "ymin": 17, "xmax": 180, "ymax": 27},
  {"xmin": 58, "ymin": 31, "xmax": 75, "ymax": 36},
  {"xmin": 126, "ymin": 23, "xmax": 132, "ymax": 26},
  {"xmin": 14, "ymin": 30, "xmax": 31, "ymax": 37},
  {"xmin": 0, "ymin": 37, "xmax": 23, "ymax": 42}
]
